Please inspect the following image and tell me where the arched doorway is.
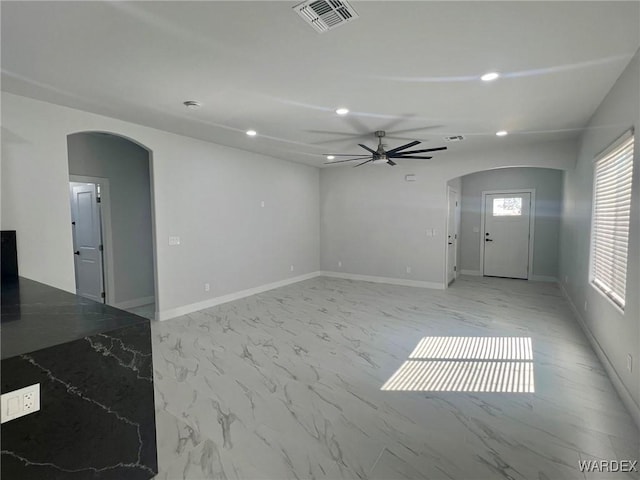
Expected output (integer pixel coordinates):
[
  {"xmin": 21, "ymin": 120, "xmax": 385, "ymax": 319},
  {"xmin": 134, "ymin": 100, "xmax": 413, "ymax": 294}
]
[
  {"xmin": 447, "ymin": 166, "xmax": 564, "ymax": 285},
  {"xmin": 67, "ymin": 131, "xmax": 157, "ymax": 319}
]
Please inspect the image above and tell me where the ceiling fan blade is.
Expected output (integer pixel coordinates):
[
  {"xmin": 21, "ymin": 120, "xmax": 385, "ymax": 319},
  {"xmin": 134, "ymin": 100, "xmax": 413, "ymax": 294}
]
[
  {"xmin": 354, "ymin": 159, "xmax": 374, "ymax": 167},
  {"xmin": 386, "ymin": 140, "xmax": 421, "ymax": 154},
  {"xmin": 358, "ymin": 144, "xmax": 377, "ymax": 154},
  {"xmin": 308, "ymin": 130, "xmax": 370, "ymax": 145},
  {"xmin": 393, "ymin": 146, "xmax": 448, "ymax": 155},
  {"xmin": 324, "ymin": 156, "xmax": 372, "ymax": 164},
  {"xmin": 324, "ymin": 153, "xmax": 371, "ymax": 156},
  {"xmin": 384, "ymin": 135, "xmax": 424, "ymax": 142},
  {"xmin": 387, "ymin": 125, "xmax": 443, "ymax": 136},
  {"xmin": 387, "ymin": 159, "xmax": 397, "ymax": 166},
  {"xmin": 307, "ymin": 130, "xmax": 366, "ymax": 137},
  {"xmin": 377, "ymin": 114, "xmax": 416, "ymax": 134},
  {"xmin": 343, "ymin": 115, "xmax": 370, "ymax": 134},
  {"xmin": 392, "ymin": 156, "xmax": 433, "ymax": 159}
]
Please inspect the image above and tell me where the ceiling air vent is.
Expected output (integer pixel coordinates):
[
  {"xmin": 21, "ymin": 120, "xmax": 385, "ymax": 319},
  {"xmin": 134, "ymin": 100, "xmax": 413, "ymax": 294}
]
[
  {"xmin": 293, "ymin": 0, "xmax": 359, "ymax": 33},
  {"xmin": 444, "ymin": 135, "xmax": 465, "ymax": 142}
]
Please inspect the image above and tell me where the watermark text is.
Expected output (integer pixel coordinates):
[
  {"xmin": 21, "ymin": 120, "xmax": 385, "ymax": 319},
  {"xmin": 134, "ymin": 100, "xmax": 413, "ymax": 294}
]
[{"xmin": 579, "ymin": 460, "xmax": 637, "ymax": 473}]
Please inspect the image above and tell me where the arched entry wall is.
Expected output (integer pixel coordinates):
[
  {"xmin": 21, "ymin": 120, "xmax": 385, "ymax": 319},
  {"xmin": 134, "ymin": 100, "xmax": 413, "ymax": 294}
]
[{"xmin": 320, "ymin": 137, "xmax": 578, "ymax": 287}]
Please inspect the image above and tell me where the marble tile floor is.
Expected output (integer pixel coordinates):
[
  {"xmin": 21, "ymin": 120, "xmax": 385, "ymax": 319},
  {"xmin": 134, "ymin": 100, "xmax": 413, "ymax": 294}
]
[{"xmin": 151, "ymin": 276, "xmax": 639, "ymax": 479}]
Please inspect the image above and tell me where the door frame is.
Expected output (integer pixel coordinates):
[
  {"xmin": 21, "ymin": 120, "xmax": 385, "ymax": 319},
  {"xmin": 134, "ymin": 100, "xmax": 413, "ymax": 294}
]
[
  {"xmin": 446, "ymin": 186, "xmax": 460, "ymax": 287},
  {"xmin": 69, "ymin": 175, "xmax": 115, "ymax": 305},
  {"xmin": 480, "ymin": 189, "xmax": 536, "ymax": 280}
]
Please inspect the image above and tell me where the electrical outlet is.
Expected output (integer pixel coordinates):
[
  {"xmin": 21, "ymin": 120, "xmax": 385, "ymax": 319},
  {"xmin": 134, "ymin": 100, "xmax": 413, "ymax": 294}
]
[
  {"xmin": 564, "ymin": 275, "xmax": 569, "ymax": 283},
  {"xmin": 204, "ymin": 283, "xmax": 210, "ymax": 292},
  {"xmin": 261, "ymin": 201, "xmax": 265, "ymax": 208},
  {"xmin": 168, "ymin": 236, "xmax": 181, "ymax": 246},
  {"xmin": 406, "ymin": 266, "xmax": 412, "ymax": 274},
  {"xmin": 23, "ymin": 392, "xmax": 35, "ymax": 411},
  {"xmin": 338, "ymin": 261, "xmax": 342, "ymax": 268},
  {"xmin": 1, "ymin": 383, "xmax": 40, "ymax": 423},
  {"xmin": 628, "ymin": 354, "xmax": 633, "ymax": 373},
  {"xmin": 584, "ymin": 301, "xmax": 588, "ymax": 312},
  {"xmin": 290, "ymin": 265, "xmax": 294, "ymax": 272}
]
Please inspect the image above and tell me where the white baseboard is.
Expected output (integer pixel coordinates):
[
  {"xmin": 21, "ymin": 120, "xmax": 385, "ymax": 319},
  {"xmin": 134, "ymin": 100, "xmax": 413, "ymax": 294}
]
[
  {"xmin": 530, "ymin": 275, "xmax": 558, "ymax": 283},
  {"xmin": 460, "ymin": 270, "xmax": 482, "ymax": 276},
  {"xmin": 157, "ymin": 272, "xmax": 322, "ymax": 321},
  {"xmin": 319, "ymin": 271, "xmax": 445, "ymax": 290},
  {"xmin": 114, "ymin": 295, "xmax": 155, "ymax": 310},
  {"xmin": 559, "ymin": 283, "xmax": 640, "ymax": 429}
]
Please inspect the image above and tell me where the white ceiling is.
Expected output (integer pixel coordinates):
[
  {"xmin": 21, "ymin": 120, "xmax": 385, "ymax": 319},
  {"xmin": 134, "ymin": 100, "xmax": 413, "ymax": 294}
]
[{"xmin": 2, "ymin": 1, "xmax": 639, "ymax": 166}]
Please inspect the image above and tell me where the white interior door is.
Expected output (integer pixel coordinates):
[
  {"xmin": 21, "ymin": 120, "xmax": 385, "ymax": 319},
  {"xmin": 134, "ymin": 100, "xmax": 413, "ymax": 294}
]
[
  {"xmin": 70, "ymin": 183, "xmax": 105, "ymax": 302},
  {"xmin": 446, "ymin": 188, "xmax": 459, "ymax": 284},
  {"xmin": 483, "ymin": 192, "xmax": 531, "ymax": 279}
]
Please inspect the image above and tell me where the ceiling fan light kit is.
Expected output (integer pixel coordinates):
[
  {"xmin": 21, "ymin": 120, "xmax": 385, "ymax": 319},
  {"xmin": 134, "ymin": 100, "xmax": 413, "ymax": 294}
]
[{"xmin": 324, "ymin": 130, "xmax": 447, "ymax": 167}]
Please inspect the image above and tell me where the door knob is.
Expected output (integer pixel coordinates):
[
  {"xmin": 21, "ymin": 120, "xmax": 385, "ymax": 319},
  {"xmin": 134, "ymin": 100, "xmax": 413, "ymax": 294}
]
[
  {"xmin": 485, "ymin": 238, "xmax": 493, "ymax": 242},
  {"xmin": 74, "ymin": 250, "xmax": 80, "ymax": 255},
  {"xmin": 448, "ymin": 242, "xmax": 453, "ymax": 245}
]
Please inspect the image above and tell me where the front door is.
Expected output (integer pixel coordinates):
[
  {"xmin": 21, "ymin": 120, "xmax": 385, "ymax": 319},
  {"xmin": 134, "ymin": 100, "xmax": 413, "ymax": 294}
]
[
  {"xmin": 483, "ymin": 192, "xmax": 531, "ymax": 279},
  {"xmin": 70, "ymin": 183, "xmax": 105, "ymax": 302}
]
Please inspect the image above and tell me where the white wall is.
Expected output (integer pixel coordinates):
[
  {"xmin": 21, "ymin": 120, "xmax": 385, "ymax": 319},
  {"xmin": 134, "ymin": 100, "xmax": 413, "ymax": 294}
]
[
  {"xmin": 559, "ymin": 49, "xmax": 640, "ymax": 422},
  {"xmin": 320, "ymin": 140, "xmax": 577, "ymax": 287},
  {"xmin": 1, "ymin": 92, "xmax": 320, "ymax": 318},
  {"xmin": 68, "ymin": 133, "xmax": 155, "ymax": 306},
  {"xmin": 459, "ymin": 168, "xmax": 563, "ymax": 278}
]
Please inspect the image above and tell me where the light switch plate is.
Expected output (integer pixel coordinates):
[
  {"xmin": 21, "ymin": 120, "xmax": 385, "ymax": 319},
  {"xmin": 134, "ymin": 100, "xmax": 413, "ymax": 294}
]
[{"xmin": 1, "ymin": 383, "xmax": 40, "ymax": 423}]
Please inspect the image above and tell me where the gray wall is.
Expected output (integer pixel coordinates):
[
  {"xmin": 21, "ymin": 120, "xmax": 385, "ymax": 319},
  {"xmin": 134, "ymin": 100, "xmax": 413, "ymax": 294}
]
[
  {"xmin": 459, "ymin": 168, "xmax": 563, "ymax": 278},
  {"xmin": 68, "ymin": 132, "xmax": 154, "ymax": 305},
  {"xmin": 559, "ymin": 49, "xmax": 640, "ymax": 417}
]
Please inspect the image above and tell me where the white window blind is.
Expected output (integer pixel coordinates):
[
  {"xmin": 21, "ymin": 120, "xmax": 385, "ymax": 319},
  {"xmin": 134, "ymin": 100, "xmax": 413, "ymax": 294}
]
[{"xmin": 590, "ymin": 130, "xmax": 635, "ymax": 310}]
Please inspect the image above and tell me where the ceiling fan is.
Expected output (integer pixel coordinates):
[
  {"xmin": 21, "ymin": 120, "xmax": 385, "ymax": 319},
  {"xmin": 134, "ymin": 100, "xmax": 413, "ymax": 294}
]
[{"xmin": 324, "ymin": 131, "xmax": 447, "ymax": 167}]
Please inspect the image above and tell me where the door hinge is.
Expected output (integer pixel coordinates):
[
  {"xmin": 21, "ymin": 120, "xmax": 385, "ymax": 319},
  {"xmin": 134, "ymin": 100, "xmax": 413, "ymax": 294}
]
[
  {"xmin": 456, "ymin": 201, "xmax": 458, "ymax": 207},
  {"xmin": 454, "ymin": 266, "xmax": 457, "ymax": 272},
  {"xmin": 99, "ymin": 244, "xmax": 104, "ymax": 252},
  {"xmin": 96, "ymin": 197, "xmax": 101, "ymax": 203},
  {"xmin": 101, "ymin": 292, "xmax": 106, "ymax": 299},
  {"xmin": 71, "ymin": 221, "xmax": 76, "ymax": 225}
]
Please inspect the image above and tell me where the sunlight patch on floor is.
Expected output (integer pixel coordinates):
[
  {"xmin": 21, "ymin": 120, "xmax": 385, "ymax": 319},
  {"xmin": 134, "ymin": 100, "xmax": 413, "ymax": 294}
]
[{"xmin": 382, "ymin": 336, "xmax": 535, "ymax": 393}]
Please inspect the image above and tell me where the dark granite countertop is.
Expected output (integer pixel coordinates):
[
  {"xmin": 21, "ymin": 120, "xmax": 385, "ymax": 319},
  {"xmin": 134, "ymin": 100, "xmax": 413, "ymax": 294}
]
[{"xmin": 1, "ymin": 277, "xmax": 149, "ymax": 359}]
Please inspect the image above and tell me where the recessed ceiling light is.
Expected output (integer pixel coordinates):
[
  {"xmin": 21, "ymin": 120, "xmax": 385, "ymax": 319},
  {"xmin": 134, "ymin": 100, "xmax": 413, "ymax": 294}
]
[
  {"xmin": 481, "ymin": 72, "xmax": 500, "ymax": 82},
  {"xmin": 246, "ymin": 130, "xmax": 257, "ymax": 137},
  {"xmin": 327, "ymin": 155, "xmax": 335, "ymax": 160},
  {"xmin": 335, "ymin": 108, "xmax": 349, "ymax": 115},
  {"xmin": 183, "ymin": 100, "xmax": 202, "ymax": 110},
  {"xmin": 496, "ymin": 130, "xmax": 508, "ymax": 137}
]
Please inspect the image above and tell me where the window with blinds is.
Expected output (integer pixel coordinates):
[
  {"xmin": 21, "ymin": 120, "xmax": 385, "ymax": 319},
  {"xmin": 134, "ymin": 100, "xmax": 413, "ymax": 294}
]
[{"xmin": 589, "ymin": 130, "xmax": 635, "ymax": 310}]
